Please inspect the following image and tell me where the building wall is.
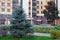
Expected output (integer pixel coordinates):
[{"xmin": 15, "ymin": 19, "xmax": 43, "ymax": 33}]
[
  {"xmin": 32, "ymin": 0, "xmax": 55, "ymax": 25},
  {"xmin": 57, "ymin": 0, "xmax": 60, "ymax": 17},
  {"xmin": 23, "ymin": 0, "xmax": 29, "ymax": 16},
  {"xmin": 56, "ymin": 19, "xmax": 60, "ymax": 25},
  {"xmin": 0, "ymin": 0, "xmax": 12, "ymax": 25},
  {"xmin": 55, "ymin": 0, "xmax": 60, "ymax": 25},
  {"xmin": 36, "ymin": 0, "xmax": 55, "ymax": 16},
  {"xmin": 12, "ymin": 0, "xmax": 33, "ymax": 24},
  {"xmin": 23, "ymin": 0, "xmax": 33, "ymax": 24},
  {"xmin": 0, "ymin": 0, "xmax": 12, "ymax": 15},
  {"xmin": 0, "ymin": 0, "xmax": 56, "ymax": 25}
]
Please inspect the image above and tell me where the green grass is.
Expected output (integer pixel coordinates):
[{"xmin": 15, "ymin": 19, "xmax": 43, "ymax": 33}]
[{"xmin": 0, "ymin": 35, "xmax": 53, "ymax": 40}]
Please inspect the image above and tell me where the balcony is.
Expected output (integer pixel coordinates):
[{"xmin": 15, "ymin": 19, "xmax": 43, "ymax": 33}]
[
  {"xmin": 32, "ymin": 11, "xmax": 36, "ymax": 13},
  {"xmin": 36, "ymin": 20, "xmax": 42, "ymax": 21},
  {"xmin": 36, "ymin": 14, "xmax": 44, "ymax": 16},
  {"xmin": 26, "ymin": 15, "xmax": 33, "ymax": 20},
  {"xmin": 0, "ymin": 14, "xmax": 11, "ymax": 19},
  {"xmin": 27, "ymin": 17, "xmax": 33, "ymax": 20},
  {"xmin": 13, "ymin": 0, "xmax": 18, "ymax": 3},
  {"xmin": 32, "ymin": 3, "xmax": 36, "ymax": 6},
  {"xmin": 58, "ymin": 14, "xmax": 60, "ymax": 17},
  {"xmin": 32, "ymin": 0, "xmax": 36, "ymax": 2}
]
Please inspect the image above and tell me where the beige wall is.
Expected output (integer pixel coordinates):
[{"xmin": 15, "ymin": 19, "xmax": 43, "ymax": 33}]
[
  {"xmin": 56, "ymin": 19, "xmax": 60, "ymax": 25},
  {"xmin": 0, "ymin": 0, "xmax": 12, "ymax": 25},
  {"xmin": 0, "ymin": 0, "xmax": 12, "ymax": 15},
  {"xmin": 36, "ymin": 0, "xmax": 55, "ymax": 16}
]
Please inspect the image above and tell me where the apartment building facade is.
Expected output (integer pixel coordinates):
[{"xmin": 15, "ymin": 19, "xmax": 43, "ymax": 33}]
[
  {"xmin": 0, "ymin": 0, "xmax": 12, "ymax": 25},
  {"xmin": 0, "ymin": 0, "xmax": 33, "ymax": 25},
  {"xmin": 12, "ymin": 0, "xmax": 55, "ymax": 25},
  {"xmin": 0, "ymin": 0, "xmax": 57, "ymax": 25},
  {"xmin": 23, "ymin": 0, "xmax": 33, "ymax": 24},
  {"xmin": 32, "ymin": 0, "xmax": 55, "ymax": 25},
  {"xmin": 56, "ymin": 0, "xmax": 60, "ymax": 17},
  {"xmin": 55, "ymin": 0, "xmax": 60, "ymax": 25},
  {"xmin": 12, "ymin": 0, "xmax": 33, "ymax": 24}
]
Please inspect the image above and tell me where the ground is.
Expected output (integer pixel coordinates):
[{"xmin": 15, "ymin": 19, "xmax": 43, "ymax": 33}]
[{"xmin": 0, "ymin": 35, "xmax": 53, "ymax": 40}]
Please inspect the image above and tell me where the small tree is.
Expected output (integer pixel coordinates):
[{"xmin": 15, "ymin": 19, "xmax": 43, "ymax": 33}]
[
  {"xmin": 43, "ymin": 1, "xmax": 58, "ymax": 25},
  {"xmin": 9, "ymin": 6, "xmax": 33, "ymax": 37}
]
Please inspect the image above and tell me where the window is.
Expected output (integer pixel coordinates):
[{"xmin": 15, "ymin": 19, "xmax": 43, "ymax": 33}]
[
  {"xmin": 1, "ymin": 8, "xmax": 5, "ymax": 12},
  {"xmin": 32, "ymin": 2, "xmax": 36, "ymax": 6},
  {"xmin": 37, "ymin": 1, "xmax": 39, "ymax": 4},
  {"xmin": 7, "ymin": 3, "xmax": 10, "ymax": 6},
  {"xmin": 37, "ymin": 6, "xmax": 39, "ymax": 9},
  {"xmin": 29, "ymin": 2, "xmax": 31, "ymax": 4},
  {"xmin": 29, "ymin": 12, "xmax": 31, "ymax": 17},
  {"xmin": 0, "ymin": 19, "xmax": 5, "ymax": 25},
  {"xmin": 32, "ymin": 0, "xmax": 36, "ymax": 1},
  {"xmin": 37, "ymin": 16, "xmax": 39, "ymax": 18},
  {"xmin": 32, "ymin": 8, "xmax": 36, "ymax": 11},
  {"xmin": 41, "ymin": 6, "xmax": 42, "ymax": 9},
  {"xmin": 29, "ymin": 12, "xmax": 31, "ymax": 15},
  {"xmin": 1, "ymin": 2, "xmax": 5, "ymax": 6},
  {"xmin": 41, "ymin": 11, "xmax": 43, "ymax": 13},
  {"xmin": 37, "ymin": 11, "xmax": 39, "ymax": 13},
  {"xmin": 13, "ymin": 0, "xmax": 18, "ymax": 3},
  {"xmin": 7, "ymin": 9, "xmax": 10, "ymax": 12},
  {"xmin": 7, "ymin": 15, "xmax": 11, "ymax": 18},
  {"xmin": 32, "ymin": 13, "xmax": 36, "ymax": 17},
  {"xmin": 29, "ymin": 7, "xmax": 31, "ymax": 10},
  {"xmin": 41, "ymin": 1, "xmax": 42, "ymax": 4}
]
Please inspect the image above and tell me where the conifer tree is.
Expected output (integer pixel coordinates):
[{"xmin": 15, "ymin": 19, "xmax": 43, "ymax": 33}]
[
  {"xmin": 43, "ymin": 1, "xmax": 58, "ymax": 25},
  {"xmin": 9, "ymin": 6, "xmax": 33, "ymax": 37}
]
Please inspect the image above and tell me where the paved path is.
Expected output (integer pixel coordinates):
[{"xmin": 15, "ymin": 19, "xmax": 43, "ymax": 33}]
[
  {"xmin": 8, "ymin": 31, "xmax": 51, "ymax": 37},
  {"xmin": 31, "ymin": 33, "xmax": 51, "ymax": 37}
]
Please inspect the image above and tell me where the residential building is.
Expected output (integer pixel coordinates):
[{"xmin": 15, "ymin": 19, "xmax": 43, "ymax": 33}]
[
  {"xmin": 55, "ymin": 0, "xmax": 60, "ymax": 25},
  {"xmin": 0, "ymin": 0, "xmax": 33, "ymax": 25},
  {"xmin": 0, "ymin": 0, "xmax": 12, "ymax": 25},
  {"xmin": 55, "ymin": 0, "xmax": 60, "ymax": 17},
  {"xmin": 0, "ymin": 0, "xmax": 57, "ymax": 25},
  {"xmin": 32, "ymin": 0, "xmax": 55, "ymax": 25},
  {"xmin": 13, "ymin": 0, "xmax": 54, "ymax": 25},
  {"xmin": 12, "ymin": 0, "xmax": 20, "ymax": 11},
  {"xmin": 13, "ymin": 0, "xmax": 33, "ymax": 24},
  {"xmin": 23, "ymin": 0, "xmax": 33, "ymax": 24}
]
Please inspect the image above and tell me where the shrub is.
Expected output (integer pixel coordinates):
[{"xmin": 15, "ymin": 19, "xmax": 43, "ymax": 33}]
[
  {"xmin": 34, "ymin": 24, "xmax": 55, "ymax": 33},
  {"xmin": 9, "ymin": 7, "xmax": 33, "ymax": 38},
  {"xmin": 56, "ymin": 37, "xmax": 60, "ymax": 40},
  {"xmin": 55, "ymin": 25, "xmax": 60, "ymax": 30},
  {"xmin": 50, "ymin": 30, "xmax": 60, "ymax": 39},
  {"xmin": 0, "ymin": 25, "xmax": 8, "ymax": 37},
  {"xmin": 54, "ymin": 37, "xmax": 60, "ymax": 40}
]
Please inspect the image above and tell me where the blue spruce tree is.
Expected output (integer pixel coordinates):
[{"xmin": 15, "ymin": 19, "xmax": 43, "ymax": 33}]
[{"xmin": 9, "ymin": 6, "xmax": 33, "ymax": 37}]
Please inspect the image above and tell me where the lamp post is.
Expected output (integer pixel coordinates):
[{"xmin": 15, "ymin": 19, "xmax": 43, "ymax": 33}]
[{"xmin": 20, "ymin": 0, "xmax": 23, "ymax": 8}]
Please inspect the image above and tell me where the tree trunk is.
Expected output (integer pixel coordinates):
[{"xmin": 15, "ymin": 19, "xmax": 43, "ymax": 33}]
[
  {"xmin": 55, "ymin": 20, "xmax": 57, "ymax": 26},
  {"xmin": 53, "ymin": 20, "xmax": 57, "ymax": 26}
]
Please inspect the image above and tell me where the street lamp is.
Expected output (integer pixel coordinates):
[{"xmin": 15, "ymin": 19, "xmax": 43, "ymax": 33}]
[{"xmin": 20, "ymin": 0, "xmax": 23, "ymax": 8}]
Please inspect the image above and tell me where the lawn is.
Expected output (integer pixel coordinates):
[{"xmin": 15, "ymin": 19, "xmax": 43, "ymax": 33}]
[{"xmin": 0, "ymin": 35, "xmax": 53, "ymax": 40}]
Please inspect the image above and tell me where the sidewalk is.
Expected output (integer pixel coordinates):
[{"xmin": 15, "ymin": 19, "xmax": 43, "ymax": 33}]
[
  {"xmin": 8, "ymin": 31, "xmax": 51, "ymax": 37},
  {"xmin": 31, "ymin": 33, "xmax": 51, "ymax": 37}
]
